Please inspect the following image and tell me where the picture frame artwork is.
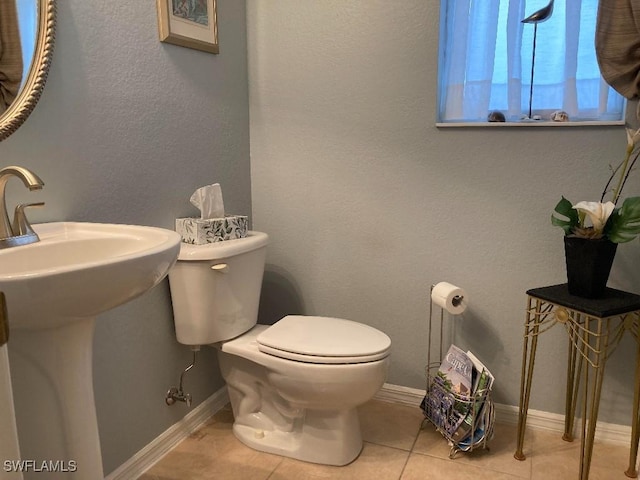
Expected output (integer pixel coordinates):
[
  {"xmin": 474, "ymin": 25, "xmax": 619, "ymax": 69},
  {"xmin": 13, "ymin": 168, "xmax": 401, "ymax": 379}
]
[{"xmin": 156, "ymin": 0, "xmax": 219, "ymax": 54}]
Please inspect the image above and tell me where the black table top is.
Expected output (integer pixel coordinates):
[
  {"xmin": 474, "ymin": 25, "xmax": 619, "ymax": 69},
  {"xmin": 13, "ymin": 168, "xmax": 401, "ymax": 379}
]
[{"xmin": 527, "ymin": 284, "xmax": 640, "ymax": 318}]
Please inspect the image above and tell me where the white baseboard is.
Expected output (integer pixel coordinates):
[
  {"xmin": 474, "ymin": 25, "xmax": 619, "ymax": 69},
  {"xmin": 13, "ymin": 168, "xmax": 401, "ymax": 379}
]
[
  {"xmin": 374, "ymin": 383, "xmax": 632, "ymax": 447},
  {"xmin": 105, "ymin": 386, "xmax": 230, "ymax": 480}
]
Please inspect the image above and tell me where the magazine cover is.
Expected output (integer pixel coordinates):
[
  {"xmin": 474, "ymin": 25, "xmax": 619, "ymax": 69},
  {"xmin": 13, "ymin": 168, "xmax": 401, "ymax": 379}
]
[
  {"xmin": 437, "ymin": 344, "xmax": 473, "ymax": 397},
  {"xmin": 422, "ymin": 344, "xmax": 474, "ymax": 436}
]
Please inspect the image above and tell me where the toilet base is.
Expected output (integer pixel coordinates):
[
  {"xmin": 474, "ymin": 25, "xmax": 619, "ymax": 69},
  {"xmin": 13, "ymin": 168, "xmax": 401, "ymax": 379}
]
[
  {"xmin": 216, "ymin": 324, "xmax": 388, "ymax": 466},
  {"xmin": 232, "ymin": 407, "xmax": 363, "ymax": 466}
]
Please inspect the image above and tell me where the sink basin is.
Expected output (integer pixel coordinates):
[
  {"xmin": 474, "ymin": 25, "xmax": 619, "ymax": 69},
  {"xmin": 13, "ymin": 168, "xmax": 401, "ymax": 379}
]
[
  {"xmin": 0, "ymin": 222, "xmax": 181, "ymax": 328},
  {"xmin": 3, "ymin": 222, "xmax": 181, "ymax": 479}
]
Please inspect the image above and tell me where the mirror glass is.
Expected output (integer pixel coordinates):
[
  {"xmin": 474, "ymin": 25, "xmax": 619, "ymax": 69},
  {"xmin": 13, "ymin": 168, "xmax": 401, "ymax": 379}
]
[
  {"xmin": 16, "ymin": 0, "xmax": 38, "ymax": 97},
  {"xmin": 0, "ymin": 0, "xmax": 55, "ymax": 141}
]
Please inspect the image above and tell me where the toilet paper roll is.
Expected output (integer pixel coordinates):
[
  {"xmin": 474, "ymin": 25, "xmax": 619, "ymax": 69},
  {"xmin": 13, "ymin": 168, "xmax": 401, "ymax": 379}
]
[{"xmin": 431, "ymin": 282, "xmax": 467, "ymax": 315}]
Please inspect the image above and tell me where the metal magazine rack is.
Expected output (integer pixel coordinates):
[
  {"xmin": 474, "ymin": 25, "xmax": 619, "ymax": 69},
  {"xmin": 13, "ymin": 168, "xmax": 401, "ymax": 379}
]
[{"xmin": 420, "ymin": 285, "xmax": 495, "ymax": 458}]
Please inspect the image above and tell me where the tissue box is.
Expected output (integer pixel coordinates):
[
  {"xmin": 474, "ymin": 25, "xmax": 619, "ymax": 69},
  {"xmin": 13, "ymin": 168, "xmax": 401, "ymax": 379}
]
[{"xmin": 176, "ymin": 215, "xmax": 248, "ymax": 244}]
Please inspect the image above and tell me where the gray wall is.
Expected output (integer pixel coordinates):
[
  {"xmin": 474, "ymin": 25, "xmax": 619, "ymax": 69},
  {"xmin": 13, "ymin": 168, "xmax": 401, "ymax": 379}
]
[
  {"xmin": 247, "ymin": 0, "xmax": 640, "ymax": 425},
  {"xmin": 4, "ymin": 0, "xmax": 639, "ymax": 474},
  {"xmin": 3, "ymin": 0, "xmax": 250, "ymax": 475}
]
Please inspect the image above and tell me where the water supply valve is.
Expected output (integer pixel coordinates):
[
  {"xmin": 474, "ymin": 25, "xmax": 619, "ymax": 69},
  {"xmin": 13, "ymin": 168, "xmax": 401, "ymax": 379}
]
[
  {"xmin": 165, "ymin": 347, "xmax": 199, "ymax": 408},
  {"xmin": 165, "ymin": 386, "xmax": 192, "ymax": 407}
]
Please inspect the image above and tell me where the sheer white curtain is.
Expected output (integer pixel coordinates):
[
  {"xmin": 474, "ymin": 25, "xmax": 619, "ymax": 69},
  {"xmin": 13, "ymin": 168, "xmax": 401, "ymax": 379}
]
[
  {"xmin": 16, "ymin": 0, "xmax": 37, "ymax": 85},
  {"xmin": 438, "ymin": 0, "xmax": 625, "ymax": 122}
]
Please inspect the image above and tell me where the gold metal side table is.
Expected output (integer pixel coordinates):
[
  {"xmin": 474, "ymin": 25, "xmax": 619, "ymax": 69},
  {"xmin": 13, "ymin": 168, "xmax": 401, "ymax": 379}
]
[{"xmin": 513, "ymin": 284, "xmax": 640, "ymax": 480}]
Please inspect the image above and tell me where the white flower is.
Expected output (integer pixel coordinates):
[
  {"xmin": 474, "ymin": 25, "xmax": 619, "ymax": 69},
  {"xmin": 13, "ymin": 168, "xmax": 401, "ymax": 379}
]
[
  {"xmin": 573, "ymin": 201, "xmax": 616, "ymax": 234},
  {"xmin": 627, "ymin": 126, "xmax": 640, "ymax": 149}
]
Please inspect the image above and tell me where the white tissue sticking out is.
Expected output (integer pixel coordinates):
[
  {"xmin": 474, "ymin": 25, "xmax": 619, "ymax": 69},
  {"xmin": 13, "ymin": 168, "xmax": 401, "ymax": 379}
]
[{"xmin": 190, "ymin": 183, "xmax": 225, "ymax": 219}]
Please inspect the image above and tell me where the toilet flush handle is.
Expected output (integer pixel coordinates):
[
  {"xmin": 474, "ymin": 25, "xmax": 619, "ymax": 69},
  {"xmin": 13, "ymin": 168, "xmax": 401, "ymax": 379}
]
[{"xmin": 211, "ymin": 263, "xmax": 229, "ymax": 273}]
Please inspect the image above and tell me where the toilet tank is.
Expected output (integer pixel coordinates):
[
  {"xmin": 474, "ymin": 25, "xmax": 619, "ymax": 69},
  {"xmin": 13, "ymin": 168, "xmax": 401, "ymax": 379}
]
[{"xmin": 168, "ymin": 231, "xmax": 269, "ymax": 346}]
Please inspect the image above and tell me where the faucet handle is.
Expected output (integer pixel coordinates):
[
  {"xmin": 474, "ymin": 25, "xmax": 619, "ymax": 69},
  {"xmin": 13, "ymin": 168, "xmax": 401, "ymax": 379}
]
[{"xmin": 12, "ymin": 202, "xmax": 45, "ymax": 237}]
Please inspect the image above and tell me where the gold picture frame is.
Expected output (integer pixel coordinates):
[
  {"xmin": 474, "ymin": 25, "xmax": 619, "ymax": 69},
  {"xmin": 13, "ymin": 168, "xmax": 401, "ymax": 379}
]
[{"xmin": 156, "ymin": 0, "xmax": 218, "ymax": 54}]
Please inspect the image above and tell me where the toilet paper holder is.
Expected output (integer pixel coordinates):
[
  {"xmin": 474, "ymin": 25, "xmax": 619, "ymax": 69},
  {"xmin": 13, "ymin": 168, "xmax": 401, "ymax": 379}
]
[
  {"xmin": 422, "ymin": 282, "xmax": 495, "ymax": 458},
  {"xmin": 427, "ymin": 282, "xmax": 467, "ymax": 365}
]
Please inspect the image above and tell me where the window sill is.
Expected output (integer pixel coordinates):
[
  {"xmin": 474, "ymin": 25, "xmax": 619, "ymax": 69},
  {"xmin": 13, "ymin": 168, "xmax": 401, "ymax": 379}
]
[{"xmin": 436, "ymin": 120, "xmax": 625, "ymax": 128}]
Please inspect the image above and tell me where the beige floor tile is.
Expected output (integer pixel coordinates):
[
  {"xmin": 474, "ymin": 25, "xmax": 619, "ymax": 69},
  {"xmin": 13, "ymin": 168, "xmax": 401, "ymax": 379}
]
[
  {"xmin": 411, "ymin": 420, "xmax": 453, "ymax": 458},
  {"xmin": 401, "ymin": 453, "xmax": 524, "ymax": 480},
  {"xmin": 142, "ymin": 405, "xmax": 283, "ymax": 480},
  {"xmin": 358, "ymin": 399, "xmax": 424, "ymax": 451},
  {"xmin": 591, "ymin": 441, "xmax": 636, "ymax": 476},
  {"xmin": 140, "ymin": 398, "xmax": 637, "ymax": 480},
  {"xmin": 143, "ymin": 443, "xmax": 282, "ymax": 480},
  {"xmin": 269, "ymin": 442, "xmax": 410, "ymax": 480},
  {"xmin": 413, "ymin": 421, "xmax": 531, "ymax": 478},
  {"xmin": 529, "ymin": 428, "xmax": 632, "ymax": 480},
  {"xmin": 138, "ymin": 474, "xmax": 172, "ymax": 480}
]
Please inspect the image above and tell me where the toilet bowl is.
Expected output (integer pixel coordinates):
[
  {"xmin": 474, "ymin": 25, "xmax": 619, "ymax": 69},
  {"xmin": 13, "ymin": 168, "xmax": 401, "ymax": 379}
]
[{"xmin": 168, "ymin": 231, "xmax": 391, "ymax": 466}]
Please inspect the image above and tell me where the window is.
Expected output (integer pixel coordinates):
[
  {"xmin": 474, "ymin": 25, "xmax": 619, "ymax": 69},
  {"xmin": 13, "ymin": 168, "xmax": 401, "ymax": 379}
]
[
  {"xmin": 437, "ymin": 0, "xmax": 625, "ymax": 124},
  {"xmin": 16, "ymin": 0, "xmax": 37, "ymax": 86}
]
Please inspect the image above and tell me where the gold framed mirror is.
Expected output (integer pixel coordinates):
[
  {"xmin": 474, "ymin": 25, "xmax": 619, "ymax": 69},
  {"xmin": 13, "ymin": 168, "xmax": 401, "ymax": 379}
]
[{"xmin": 0, "ymin": 0, "xmax": 55, "ymax": 142}]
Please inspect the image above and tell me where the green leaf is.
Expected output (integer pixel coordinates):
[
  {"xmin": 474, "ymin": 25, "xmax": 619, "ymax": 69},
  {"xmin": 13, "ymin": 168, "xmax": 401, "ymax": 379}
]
[
  {"xmin": 551, "ymin": 197, "xmax": 579, "ymax": 235},
  {"xmin": 605, "ymin": 196, "xmax": 640, "ymax": 243}
]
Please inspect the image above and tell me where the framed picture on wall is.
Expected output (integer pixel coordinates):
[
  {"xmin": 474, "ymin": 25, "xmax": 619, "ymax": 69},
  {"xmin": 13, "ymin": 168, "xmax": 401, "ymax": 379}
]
[{"xmin": 156, "ymin": 0, "xmax": 219, "ymax": 54}]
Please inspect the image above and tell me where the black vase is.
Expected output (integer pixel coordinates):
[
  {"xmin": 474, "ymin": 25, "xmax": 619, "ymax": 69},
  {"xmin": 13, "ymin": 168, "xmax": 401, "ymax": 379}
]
[{"xmin": 564, "ymin": 236, "xmax": 618, "ymax": 298}]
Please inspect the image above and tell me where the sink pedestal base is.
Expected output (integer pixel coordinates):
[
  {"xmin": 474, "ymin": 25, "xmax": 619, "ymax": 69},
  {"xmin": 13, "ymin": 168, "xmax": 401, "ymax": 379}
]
[
  {"xmin": 1, "ymin": 345, "xmax": 22, "ymax": 480},
  {"xmin": 8, "ymin": 317, "xmax": 103, "ymax": 479}
]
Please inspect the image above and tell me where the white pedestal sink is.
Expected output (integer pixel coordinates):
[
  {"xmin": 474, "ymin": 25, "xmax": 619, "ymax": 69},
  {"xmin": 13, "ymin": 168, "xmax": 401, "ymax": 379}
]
[
  {"xmin": 0, "ymin": 345, "xmax": 22, "ymax": 480},
  {"xmin": 0, "ymin": 222, "xmax": 181, "ymax": 480}
]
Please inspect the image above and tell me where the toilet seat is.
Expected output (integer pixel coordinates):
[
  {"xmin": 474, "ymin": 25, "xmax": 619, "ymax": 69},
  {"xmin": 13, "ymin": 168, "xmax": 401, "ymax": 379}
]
[{"xmin": 256, "ymin": 315, "xmax": 391, "ymax": 364}]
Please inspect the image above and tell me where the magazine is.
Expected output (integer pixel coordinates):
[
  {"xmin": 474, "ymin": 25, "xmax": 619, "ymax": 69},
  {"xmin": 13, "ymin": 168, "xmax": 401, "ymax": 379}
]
[
  {"xmin": 422, "ymin": 344, "xmax": 474, "ymax": 436},
  {"xmin": 457, "ymin": 401, "xmax": 495, "ymax": 452},
  {"xmin": 451, "ymin": 351, "xmax": 495, "ymax": 443},
  {"xmin": 421, "ymin": 344, "xmax": 494, "ymax": 446}
]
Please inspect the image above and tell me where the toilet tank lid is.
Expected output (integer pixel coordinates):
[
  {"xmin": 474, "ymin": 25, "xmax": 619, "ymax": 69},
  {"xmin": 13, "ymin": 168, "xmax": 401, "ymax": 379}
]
[
  {"xmin": 257, "ymin": 315, "xmax": 391, "ymax": 358},
  {"xmin": 178, "ymin": 231, "xmax": 269, "ymax": 261}
]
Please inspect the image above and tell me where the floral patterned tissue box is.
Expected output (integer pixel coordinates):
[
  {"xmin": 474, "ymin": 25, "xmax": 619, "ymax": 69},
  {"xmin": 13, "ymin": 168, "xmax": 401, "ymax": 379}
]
[{"xmin": 176, "ymin": 215, "xmax": 248, "ymax": 244}]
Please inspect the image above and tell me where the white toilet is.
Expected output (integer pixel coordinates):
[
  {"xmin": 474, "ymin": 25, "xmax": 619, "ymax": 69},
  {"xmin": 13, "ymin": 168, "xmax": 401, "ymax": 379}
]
[{"xmin": 168, "ymin": 231, "xmax": 391, "ymax": 466}]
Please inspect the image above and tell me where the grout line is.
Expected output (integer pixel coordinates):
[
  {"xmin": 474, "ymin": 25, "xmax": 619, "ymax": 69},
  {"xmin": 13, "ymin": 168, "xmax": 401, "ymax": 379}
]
[
  {"xmin": 408, "ymin": 418, "xmax": 423, "ymax": 453},
  {"xmin": 265, "ymin": 457, "xmax": 286, "ymax": 480},
  {"xmin": 362, "ymin": 440, "xmax": 416, "ymax": 454},
  {"xmin": 397, "ymin": 451, "xmax": 412, "ymax": 480},
  {"xmin": 397, "ymin": 418, "xmax": 425, "ymax": 480}
]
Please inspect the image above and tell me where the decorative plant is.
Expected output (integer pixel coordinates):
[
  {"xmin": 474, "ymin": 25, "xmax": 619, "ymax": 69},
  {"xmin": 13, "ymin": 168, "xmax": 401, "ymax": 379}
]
[{"xmin": 552, "ymin": 127, "xmax": 640, "ymax": 243}]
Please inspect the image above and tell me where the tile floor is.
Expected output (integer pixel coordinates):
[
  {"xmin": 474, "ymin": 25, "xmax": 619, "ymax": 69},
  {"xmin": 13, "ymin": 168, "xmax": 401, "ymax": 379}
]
[{"xmin": 140, "ymin": 399, "xmax": 632, "ymax": 479}]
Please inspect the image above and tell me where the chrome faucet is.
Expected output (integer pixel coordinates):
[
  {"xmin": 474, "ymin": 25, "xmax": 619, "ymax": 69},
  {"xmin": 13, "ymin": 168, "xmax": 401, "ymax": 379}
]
[{"xmin": 0, "ymin": 166, "xmax": 45, "ymax": 249}]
